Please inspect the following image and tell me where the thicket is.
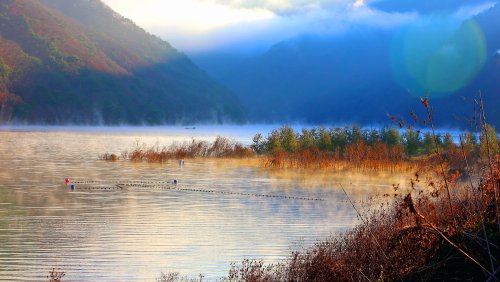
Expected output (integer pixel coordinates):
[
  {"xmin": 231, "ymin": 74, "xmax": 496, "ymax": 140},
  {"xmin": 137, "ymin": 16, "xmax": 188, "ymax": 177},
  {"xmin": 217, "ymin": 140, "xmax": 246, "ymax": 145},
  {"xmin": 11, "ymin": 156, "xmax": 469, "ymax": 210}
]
[
  {"xmin": 251, "ymin": 123, "xmax": 499, "ymax": 171},
  {"xmin": 219, "ymin": 96, "xmax": 500, "ymax": 281},
  {"xmin": 110, "ymin": 122, "xmax": 500, "ymax": 175}
]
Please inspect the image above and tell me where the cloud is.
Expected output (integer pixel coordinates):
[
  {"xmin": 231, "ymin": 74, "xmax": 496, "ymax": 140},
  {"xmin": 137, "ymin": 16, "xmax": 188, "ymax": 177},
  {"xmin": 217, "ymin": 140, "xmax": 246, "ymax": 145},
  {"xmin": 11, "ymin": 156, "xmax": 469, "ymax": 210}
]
[
  {"xmin": 353, "ymin": 0, "xmax": 365, "ymax": 8},
  {"xmin": 205, "ymin": 0, "xmax": 366, "ymax": 14},
  {"xmin": 102, "ymin": 0, "xmax": 274, "ymax": 32},
  {"xmin": 144, "ymin": 2, "xmax": 416, "ymax": 53},
  {"xmin": 453, "ymin": 1, "xmax": 496, "ymax": 19},
  {"xmin": 103, "ymin": 0, "xmax": 490, "ymax": 54}
]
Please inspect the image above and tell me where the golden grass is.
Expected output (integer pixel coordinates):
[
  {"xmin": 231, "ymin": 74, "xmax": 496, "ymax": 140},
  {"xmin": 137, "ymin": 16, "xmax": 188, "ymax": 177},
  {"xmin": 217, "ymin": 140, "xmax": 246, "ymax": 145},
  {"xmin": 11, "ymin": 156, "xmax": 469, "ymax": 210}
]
[
  {"xmin": 223, "ymin": 157, "xmax": 500, "ymax": 281},
  {"xmin": 262, "ymin": 145, "xmax": 420, "ymax": 173},
  {"xmin": 121, "ymin": 136, "xmax": 255, "ymax": 163}
]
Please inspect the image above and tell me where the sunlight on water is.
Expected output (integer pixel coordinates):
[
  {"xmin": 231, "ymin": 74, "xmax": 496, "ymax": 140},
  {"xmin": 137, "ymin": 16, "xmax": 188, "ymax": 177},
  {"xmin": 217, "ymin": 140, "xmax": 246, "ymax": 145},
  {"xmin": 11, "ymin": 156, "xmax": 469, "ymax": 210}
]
[{"xmin": 0, "ymin": 126, "xmax": 411, "ymax": 281}]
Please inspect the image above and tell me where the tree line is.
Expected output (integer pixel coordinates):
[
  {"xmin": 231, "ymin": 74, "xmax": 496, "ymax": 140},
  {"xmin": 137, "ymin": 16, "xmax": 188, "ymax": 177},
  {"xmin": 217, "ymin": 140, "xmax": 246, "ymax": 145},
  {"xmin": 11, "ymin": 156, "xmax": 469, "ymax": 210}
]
[{"xmin": 251, "ymin": 125, "xmax": 499, "ymax": 167}]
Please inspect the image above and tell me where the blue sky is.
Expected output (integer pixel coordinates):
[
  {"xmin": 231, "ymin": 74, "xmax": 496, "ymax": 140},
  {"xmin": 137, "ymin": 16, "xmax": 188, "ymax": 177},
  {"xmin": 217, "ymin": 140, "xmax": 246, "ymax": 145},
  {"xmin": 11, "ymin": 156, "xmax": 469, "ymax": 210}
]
[{"xmin": 101, "ymin": 0, "xmax": 496, "ymax": 53}]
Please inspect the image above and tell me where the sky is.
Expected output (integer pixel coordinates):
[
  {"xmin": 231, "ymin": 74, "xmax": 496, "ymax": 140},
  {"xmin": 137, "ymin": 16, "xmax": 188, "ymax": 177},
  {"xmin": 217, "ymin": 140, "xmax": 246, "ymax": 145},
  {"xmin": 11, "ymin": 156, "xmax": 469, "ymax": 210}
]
[{"xmin": 101, "ymin": 0, "xmax": 496, "ymax": 54}]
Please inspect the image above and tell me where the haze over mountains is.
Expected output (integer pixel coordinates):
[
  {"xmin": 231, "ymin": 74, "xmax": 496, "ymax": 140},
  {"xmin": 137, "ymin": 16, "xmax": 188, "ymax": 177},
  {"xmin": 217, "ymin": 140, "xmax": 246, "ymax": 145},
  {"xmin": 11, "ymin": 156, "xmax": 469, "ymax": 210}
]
[
  {"xmin": 0, "ymin": 0, "xmax": 499, "ymax": 127},
  {"xmin": 0, "ymin": 0, "xmax": 245, "ymax": 124},
  {"xmin": 192, "ymin": 1, "xmax": 500, "ymax": 128}
]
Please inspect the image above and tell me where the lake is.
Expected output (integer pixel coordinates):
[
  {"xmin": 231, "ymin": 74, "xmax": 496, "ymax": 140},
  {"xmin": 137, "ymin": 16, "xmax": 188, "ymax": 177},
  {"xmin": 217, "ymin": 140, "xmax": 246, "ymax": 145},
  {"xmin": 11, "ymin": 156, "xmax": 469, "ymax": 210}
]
[{"xmin": 0, "ymin": 126, "xmax": 410, "ymax": 281}]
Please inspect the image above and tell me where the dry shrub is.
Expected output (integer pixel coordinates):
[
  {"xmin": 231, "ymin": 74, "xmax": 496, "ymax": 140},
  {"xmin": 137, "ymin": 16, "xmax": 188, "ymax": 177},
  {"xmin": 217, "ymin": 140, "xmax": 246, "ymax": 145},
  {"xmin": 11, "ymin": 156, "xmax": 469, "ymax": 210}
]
[
  {"xmin": 225, "ymin": 259, "xmax": 282, "ymax": 282},
  {"xmin": 99, "ymin": 153, "xmax": 119, "ymax": 161},
  {"xmin": 156, "ymin": 272, "xmax": 205, "ymax": 282},
  {"xmin": 264, "ymin": 142, "xmax": 415, "ymax": 172},
  {"xmin": 118, "ymin": 136, "xmax": 255, "ymax": 163},
  {"xmin": 47, "ymin": 268, "xmax": 65, "ymax": 282},
  {"xmin": 225, "ymin": 158, "xmax": 500, "ymax": 281}
]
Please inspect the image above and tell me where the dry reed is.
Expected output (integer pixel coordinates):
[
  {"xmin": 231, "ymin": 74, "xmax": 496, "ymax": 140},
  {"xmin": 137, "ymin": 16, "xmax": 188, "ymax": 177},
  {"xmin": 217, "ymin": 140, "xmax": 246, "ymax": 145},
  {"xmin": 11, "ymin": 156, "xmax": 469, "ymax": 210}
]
[
  {"xmin": 222, "ymin": 159, "xmax": 500, "ymax": 281},
  {"xmin": 222, "ymin": 95, "xmax": 500, "ymax": 281},
  {"xmin": 121, "ymin": 136, "xmax": 255, "ymax": 163}
]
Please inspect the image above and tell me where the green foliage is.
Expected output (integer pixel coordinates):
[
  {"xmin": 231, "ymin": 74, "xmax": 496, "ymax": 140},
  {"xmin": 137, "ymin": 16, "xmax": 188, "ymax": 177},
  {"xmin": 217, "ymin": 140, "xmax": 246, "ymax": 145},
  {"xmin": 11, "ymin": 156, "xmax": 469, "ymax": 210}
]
[
  {"xmin": 266, "ymin": 129, "xmax": 282, "ymax": 152},
  {"xmin": 299, "ymin": 128, "xmax": 315, "ymax": 149},
  {"xmin": 315, "ymin": 127, "xmax": 332, "ymax": 151},
  {"xmin": 278, "ymin": 125, "xmax": 298, "ymax": 153},
  {"xmin": 0, "ymin": 59, "xmax": 12, "ymax": 81},
  {"xmin": 422, "ymin": 132, "xmax": 434, "ymax": 154},
  {"xmin": 331, "ymin": 127, "xmax": 348, "ymax": 151},
  {"xmin": 386, "ymin": 128, "xmax": 401, "ymax": 147},
  {"xmin": 443, "ymin": 133, "xmax": 454, "ymax": 150},
  {"xmin": 366, "ymin": 129, "xmax": 381, "ymax": 145},
  {"xmin": 480, "ymin": 124, "xmax": 500, "ymax": 158},
  {"xmin": 254, "ymin": 125, "xmax": 467, "ymax": 160},
  {"xmin": 462, "ymin": 132, "xmax": 477, "ymax": 153},
  {"xmin": 348, "ymin": 124, "xmax": 363, "ymax": 143},
  {"xmin": 402, "ymin": 127, "xmax": 421, "ymax": 156},
  {"xmin": 0, "ymin": 0, "xmax": 246, "ymax": 124},
  {"xmin": 250, "ymin": 133, "xmax": 265, "ymax": 154}
]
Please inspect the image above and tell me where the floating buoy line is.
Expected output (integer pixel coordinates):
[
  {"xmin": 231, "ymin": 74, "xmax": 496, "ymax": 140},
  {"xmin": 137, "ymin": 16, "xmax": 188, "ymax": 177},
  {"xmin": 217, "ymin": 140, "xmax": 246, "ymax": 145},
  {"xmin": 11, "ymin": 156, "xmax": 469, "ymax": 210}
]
[{"xmin": 64, "ymin": 178, "xmax": 325, "ymax": 201}]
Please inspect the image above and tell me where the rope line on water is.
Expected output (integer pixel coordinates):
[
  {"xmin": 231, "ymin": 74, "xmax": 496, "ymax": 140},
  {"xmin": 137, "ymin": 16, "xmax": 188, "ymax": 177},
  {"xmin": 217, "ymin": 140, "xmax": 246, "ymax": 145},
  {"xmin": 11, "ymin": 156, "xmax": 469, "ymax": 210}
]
[{"xmin": 65, "ymin": 179, "xmax": 325, "ymax": 201}]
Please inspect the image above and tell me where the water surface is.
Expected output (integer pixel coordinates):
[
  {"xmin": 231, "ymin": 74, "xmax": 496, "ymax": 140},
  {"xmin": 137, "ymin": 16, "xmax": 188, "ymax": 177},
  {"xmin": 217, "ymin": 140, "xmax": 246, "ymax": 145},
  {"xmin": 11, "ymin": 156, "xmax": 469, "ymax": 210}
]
[{"xmin": 0, "ymin": 126, "xmax": 410, "ymax": 281}]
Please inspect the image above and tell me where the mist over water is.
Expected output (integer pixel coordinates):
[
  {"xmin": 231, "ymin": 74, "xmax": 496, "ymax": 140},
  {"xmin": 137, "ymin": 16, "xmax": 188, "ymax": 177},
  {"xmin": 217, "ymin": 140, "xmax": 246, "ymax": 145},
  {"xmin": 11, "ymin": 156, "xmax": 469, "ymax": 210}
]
[{"xmin": 0, "ymin": 126, "xmax": 411, "ymax": 280}]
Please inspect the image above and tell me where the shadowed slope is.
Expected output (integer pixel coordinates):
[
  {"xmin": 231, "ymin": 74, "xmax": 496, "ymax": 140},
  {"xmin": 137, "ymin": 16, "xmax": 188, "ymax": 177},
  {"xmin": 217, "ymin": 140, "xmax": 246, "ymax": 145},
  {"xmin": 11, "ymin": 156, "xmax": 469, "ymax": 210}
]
[{"xmin": 0, "ymin": 0, "xmax": 245, "ymax": 124}]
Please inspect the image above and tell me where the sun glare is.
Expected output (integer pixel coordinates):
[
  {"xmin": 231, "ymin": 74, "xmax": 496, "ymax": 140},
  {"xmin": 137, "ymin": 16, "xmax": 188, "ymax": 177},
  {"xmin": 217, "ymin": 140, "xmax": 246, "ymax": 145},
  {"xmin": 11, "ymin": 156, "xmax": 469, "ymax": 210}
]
[
  {"xmin": 353, "ymin": 0, "xmax": 365, "ymax": 8},
  {"xmin": 103, "ymin": 0, "xmax": 275, "ymax": 32}
]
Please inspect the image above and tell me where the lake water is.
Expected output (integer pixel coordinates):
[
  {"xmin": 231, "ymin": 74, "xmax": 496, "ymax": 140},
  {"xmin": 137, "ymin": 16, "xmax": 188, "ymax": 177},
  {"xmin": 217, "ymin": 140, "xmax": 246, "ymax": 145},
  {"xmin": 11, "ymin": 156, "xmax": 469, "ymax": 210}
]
[{"xmin": 0, "ymin": 126, "xmax": 410, "ymax": 281}]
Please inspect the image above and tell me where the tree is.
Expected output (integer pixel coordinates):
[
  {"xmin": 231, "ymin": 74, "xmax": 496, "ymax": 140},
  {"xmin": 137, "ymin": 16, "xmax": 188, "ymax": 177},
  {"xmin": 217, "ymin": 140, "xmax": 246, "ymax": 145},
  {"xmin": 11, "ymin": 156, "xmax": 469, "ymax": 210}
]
[
  {"xmin": 299, "ymin": 128, "xmax": 314, "ymax": 149},
  {"xmin": 422, "ymin": 132, "xmax": 434, "ymax": 154},
  {"xmin": 265, "ymin": 129, "xmax": 282, "ymax": 152},
  {"xmin": 366, "ymin": 129, "xmax": 380, "ymax": 146},
  {"xmin": 462, "ymin": 132, "xmax": 477, "ymax": 154},
  {"xmin": 331, "ymin": 127, "xmax": 347, "ymax": 152},
  {"xmin": 403, "ymin": 127, "xmax": 421, "ymax": 156},
  {"xmin": 443, "ymin": 133, "xmax": 454, "ymax": 150},
  {"xmin": 315, "ymin": 127, "xmax": 332, "ymax": 151},
  {"xmin": 382, "ymin": 127, "xmax": 401, "ymax": 147},
  {"xmin": 480, "ymin": 124, "xmax": 500, "ymax": 159},
  {"xmin": 251, "ymin": 133, "xmax": 265, "ymax": 154},
  {"xmin": 348, "ymin": 124, "xmax": 363, "ymax": 144},
  {"xmin": 278, "ymin": 125, "xmax": 298, "ymax": 153}
]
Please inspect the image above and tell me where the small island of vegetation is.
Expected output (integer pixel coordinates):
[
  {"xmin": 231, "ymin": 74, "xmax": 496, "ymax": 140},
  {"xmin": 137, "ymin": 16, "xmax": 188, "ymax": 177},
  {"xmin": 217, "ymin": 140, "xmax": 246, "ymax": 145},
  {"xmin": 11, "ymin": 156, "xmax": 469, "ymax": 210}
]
[{"xmin": 103, "ymin": 122, "xmax": 499, "ymax": 176}]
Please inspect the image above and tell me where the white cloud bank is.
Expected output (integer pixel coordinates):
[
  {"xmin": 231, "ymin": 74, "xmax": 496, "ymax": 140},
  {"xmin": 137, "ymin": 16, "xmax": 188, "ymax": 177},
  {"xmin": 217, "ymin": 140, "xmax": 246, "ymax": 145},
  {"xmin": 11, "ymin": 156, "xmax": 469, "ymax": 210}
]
[{"xmin": 101, "ymin": 0, "xmax": 495, "ymax": 53}]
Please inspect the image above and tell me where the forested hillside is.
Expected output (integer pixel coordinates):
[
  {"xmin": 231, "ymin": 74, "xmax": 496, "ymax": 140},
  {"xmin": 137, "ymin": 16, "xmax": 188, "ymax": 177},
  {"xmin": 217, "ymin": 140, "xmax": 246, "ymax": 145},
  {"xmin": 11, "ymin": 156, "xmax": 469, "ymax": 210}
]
[{"xmin": 0, "ymin": 0, "xmax": 245, "ymax": 124}]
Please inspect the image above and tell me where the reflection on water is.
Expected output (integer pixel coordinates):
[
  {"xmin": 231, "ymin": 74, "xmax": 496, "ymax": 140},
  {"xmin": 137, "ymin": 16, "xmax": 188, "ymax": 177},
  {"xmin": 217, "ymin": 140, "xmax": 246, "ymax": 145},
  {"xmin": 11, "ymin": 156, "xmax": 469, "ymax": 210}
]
[{"xmin": 0, "ymin": 127, "xmax": 411, "ymax": 281}]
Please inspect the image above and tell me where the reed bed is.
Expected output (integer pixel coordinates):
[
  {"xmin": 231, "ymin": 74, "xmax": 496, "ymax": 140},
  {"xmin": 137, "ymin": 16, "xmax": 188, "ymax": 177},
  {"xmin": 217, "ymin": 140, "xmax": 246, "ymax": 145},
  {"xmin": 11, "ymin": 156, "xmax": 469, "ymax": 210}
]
[
  {"xmin": 107, "ymin": 125, "xmax": 487, "ymax": 174},
  {"xmin": 220, "ymin": 95, "xmax": 500, "ymax": 281},
  {"xmin": 119, "ymin": 136, "xmax": 255, "ymax": 162},
  {"xmin": 222, "ymin": 156, "xmax": 500, "ymax": 281},
  {"xmin": 262, "ymin": 143, "xmax": 419, "ymax": 172}
]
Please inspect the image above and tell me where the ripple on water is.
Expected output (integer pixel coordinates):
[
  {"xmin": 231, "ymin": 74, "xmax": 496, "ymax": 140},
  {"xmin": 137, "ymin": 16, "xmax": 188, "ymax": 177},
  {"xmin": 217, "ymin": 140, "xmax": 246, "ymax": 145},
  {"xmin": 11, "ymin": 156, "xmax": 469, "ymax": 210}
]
[{"xmin": 0, "ymin": 127, "xmax": 401, "ymax": 280}]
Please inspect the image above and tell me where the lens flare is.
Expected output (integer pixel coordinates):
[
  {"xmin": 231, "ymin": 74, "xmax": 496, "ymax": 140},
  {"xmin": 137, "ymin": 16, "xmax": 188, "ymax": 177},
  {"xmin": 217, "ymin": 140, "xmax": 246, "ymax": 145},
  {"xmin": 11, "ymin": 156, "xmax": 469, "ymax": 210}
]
[{"xmin": 391, "ymin": 18, "xmax": 487, "ymax": 97}]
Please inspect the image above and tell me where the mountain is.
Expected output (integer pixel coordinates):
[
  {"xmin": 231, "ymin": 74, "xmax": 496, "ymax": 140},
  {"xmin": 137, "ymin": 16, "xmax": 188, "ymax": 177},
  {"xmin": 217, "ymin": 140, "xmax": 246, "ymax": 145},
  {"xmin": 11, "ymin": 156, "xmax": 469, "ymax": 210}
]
[
  {"xmin": 195, "ymin": 32, "xmax": 411, "ymax": 124},
  {"xmin": 194, "ymin": 4, "xmax": 500, "ymax": 128},
  {"xmin": 0, "ymin": 0, "xmax": 245, "ymax": 124}
]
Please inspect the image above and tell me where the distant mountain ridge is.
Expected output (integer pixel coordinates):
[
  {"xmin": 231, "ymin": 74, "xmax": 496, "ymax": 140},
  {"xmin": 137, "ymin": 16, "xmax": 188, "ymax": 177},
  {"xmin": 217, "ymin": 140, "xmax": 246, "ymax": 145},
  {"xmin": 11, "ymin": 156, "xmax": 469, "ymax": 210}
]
[
  {"xmin": 194, "ymin": 4, "xmax": 500, "ymax": 128},
  {"xmin": 0, "ymin": 0, "xmax": 245, "ymax": 124}
]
